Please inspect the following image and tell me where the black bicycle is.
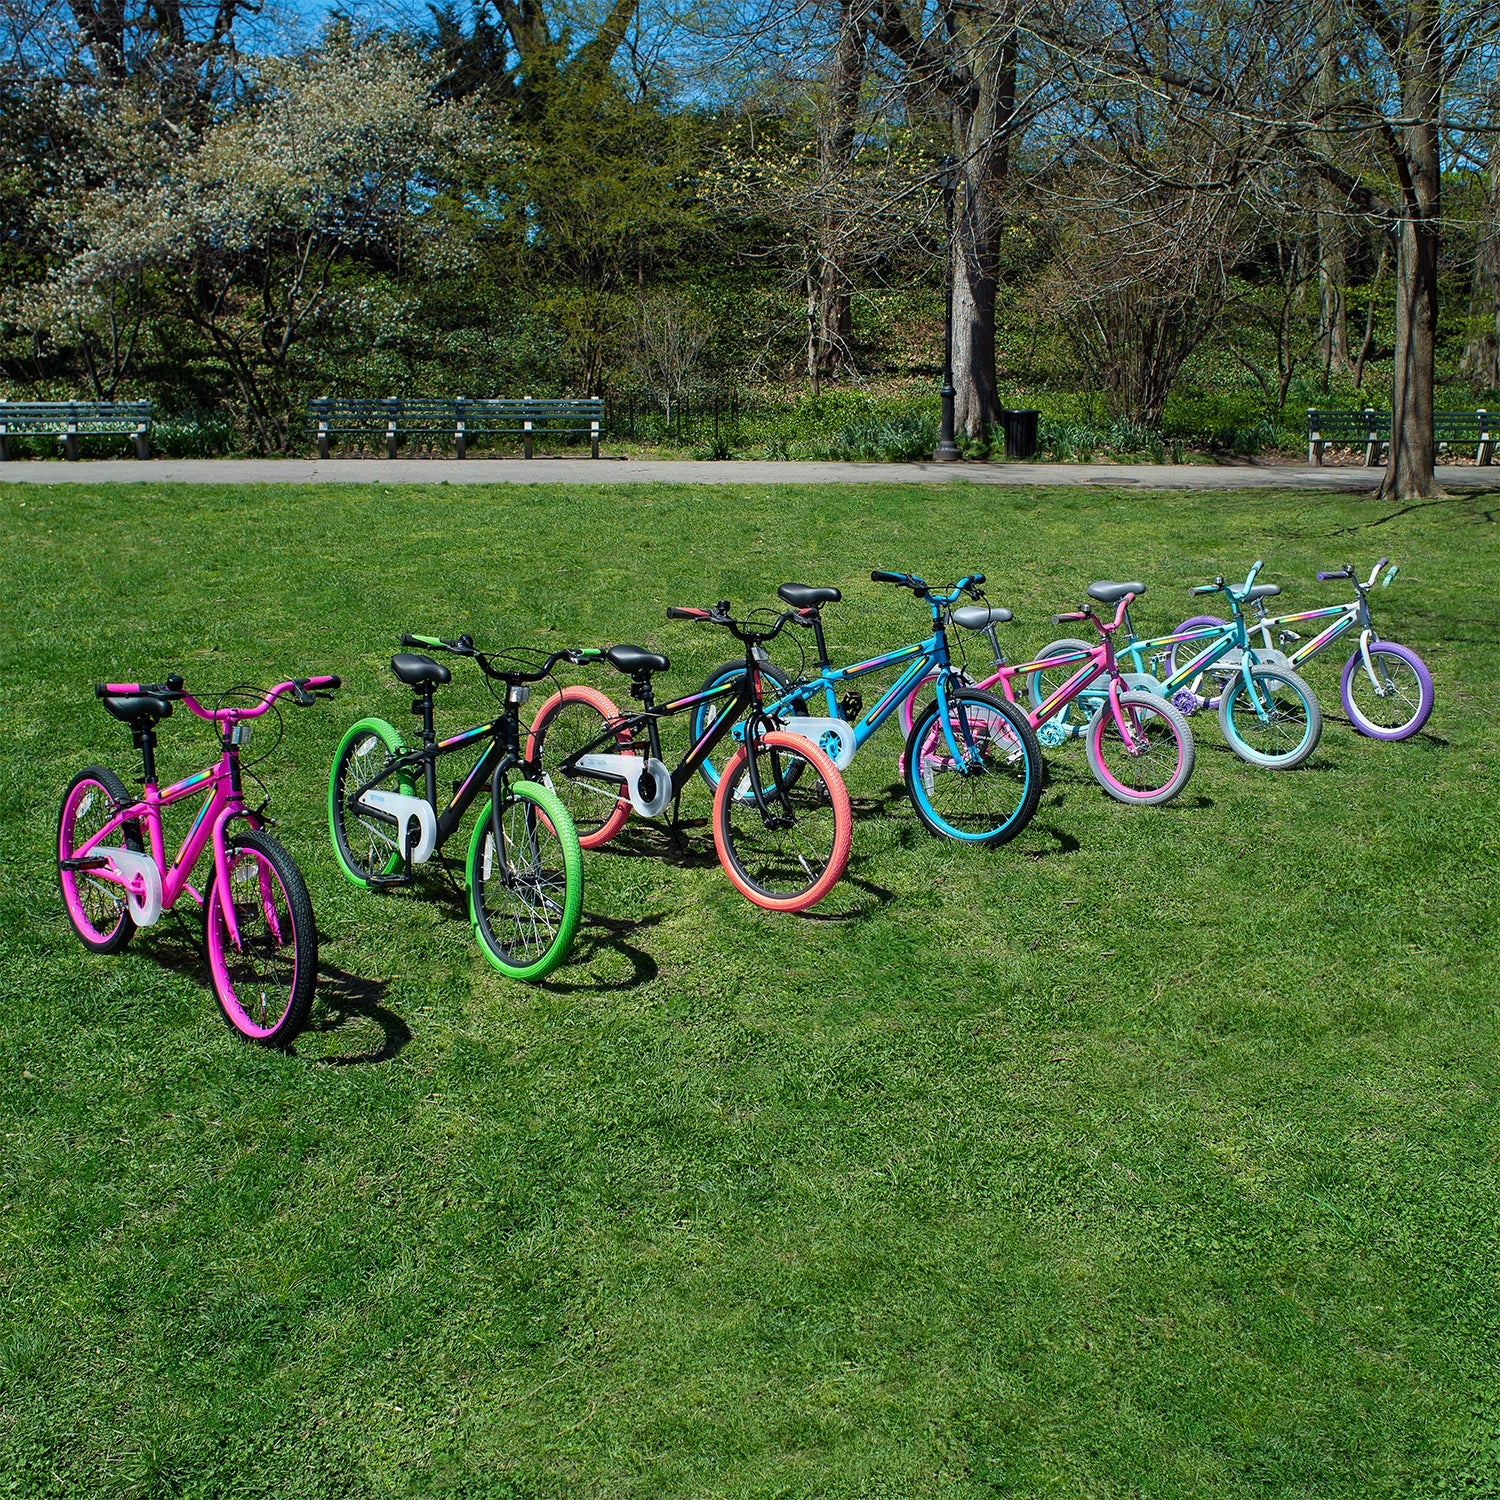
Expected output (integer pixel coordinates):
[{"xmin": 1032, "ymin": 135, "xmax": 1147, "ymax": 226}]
[
  {"xmin": 327, "ymin": 634, "xmax": 596, "ymax": 980},
  {"xmin": 526, "ymin": 603, "xmax": 854, "ymax": 912}
]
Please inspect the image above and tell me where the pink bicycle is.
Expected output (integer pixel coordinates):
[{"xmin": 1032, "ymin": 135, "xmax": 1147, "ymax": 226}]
[{"xmin": 57, "ymin": 672, "xmax": 340, "ymax": 1047}]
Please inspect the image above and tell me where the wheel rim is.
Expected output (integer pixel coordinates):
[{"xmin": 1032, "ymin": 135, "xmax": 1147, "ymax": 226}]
[
  {"xmin": 1347, "ymin": 650, "xmax": 1422, "ymax": 731},
  {"xmin": 537, "ymin": 698, "xmax": 629, "ymax": 837},
  {"xmin": 913, "ymin": 697, "xmax": 1034, "ymax": 839},
  {"xmin": 208, "ymin": 848, "xmax": 298, "ymax": 1037},
  {"xmin": 336, "ymin": 733, "xmax": 403, "ymax": 878},
  {"xmin": 1230, "ymin": 674, "xmax": 1312, "ymax": 759},
  {"xmin": 60, "ymin": 779, "xmax": 132, "ymax": 942},
  {"xmin": 721, "ymin": 741, "xmax": 838, "ymax": 899},
  {"xmin": 476, "ymin": 794, "xmax": 571, "ymax": 967},
  {"xmin": 1092, "ymin": 702, "xmax": 1183, "ymax": 797}
]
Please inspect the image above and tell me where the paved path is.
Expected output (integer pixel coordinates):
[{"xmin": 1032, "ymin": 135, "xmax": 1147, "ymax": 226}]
[{"xmin": 1, "ymin": 457, "xmax": 1495, "ymax": 489}]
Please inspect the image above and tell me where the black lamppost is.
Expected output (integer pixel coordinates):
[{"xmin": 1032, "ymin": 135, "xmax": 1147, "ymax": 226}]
[{"xmin": 933, "ymin": 155, "xmax": 961, "ymax": 462}]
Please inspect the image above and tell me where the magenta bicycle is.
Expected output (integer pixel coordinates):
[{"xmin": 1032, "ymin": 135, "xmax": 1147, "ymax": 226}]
[{"xmin": 57, "ymin": 672, "xmax": 340, "ymax": 1047}]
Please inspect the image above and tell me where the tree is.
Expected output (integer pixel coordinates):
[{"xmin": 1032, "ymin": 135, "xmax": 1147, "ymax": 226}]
[{"xmin": 1036, "ymin": 0, "xmax": 1500, "ymax": 499}]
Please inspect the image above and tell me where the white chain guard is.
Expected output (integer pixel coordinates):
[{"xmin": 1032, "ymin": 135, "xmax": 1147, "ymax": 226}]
[
  {"xmin": 102, "ymin": 847, "xmax": 163, "ymax": 927},
  {"xmin": 357, "ymin": 788, "xmax": 436, "ymax": 864},
  {"xmin": 782, "ymin": 716, "xmax": 857, "ymax": 769},
  {"xmin": 576, "ymin": 753, "xmax": 674, "ymax": 818}
]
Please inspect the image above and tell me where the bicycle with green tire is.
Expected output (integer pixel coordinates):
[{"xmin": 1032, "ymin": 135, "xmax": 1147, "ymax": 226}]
[{"xmin": 328, "ymin": 635, "xmax": 596, "ymax": 981}]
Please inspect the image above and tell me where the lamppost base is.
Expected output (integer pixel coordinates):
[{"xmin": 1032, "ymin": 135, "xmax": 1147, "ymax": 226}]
[{"xmin": 931, "ymin": 440, "xmax": 962, "ymax": 462}]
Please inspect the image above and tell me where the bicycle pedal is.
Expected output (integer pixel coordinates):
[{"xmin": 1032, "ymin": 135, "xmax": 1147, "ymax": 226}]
[
  {"xmin": 366, "ymin": 872, "xmax": 413, "ymax": 888},
  {"xmin": 675, "ymin": 817, "xmax": 709, "ymax": 829}
]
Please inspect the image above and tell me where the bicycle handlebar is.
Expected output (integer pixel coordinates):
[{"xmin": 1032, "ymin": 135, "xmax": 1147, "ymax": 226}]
[
  {"xmin": 97, "ymin": 674, "xmax": 338, "ymax": 718},
  {"xmin": 1316, "ymin": 568, "xmax": 1350, "ymax": 582},
  {"xmin": 871, "ymin": 570, "xmax": 986, "ymax": 603},
  {"xmin": 1191, "ymin": 581, "xmax": 1222, "ymax": 595},
  {"xmin": 666, "ymin": 601, "xmax": 803, "ymax": 644}
]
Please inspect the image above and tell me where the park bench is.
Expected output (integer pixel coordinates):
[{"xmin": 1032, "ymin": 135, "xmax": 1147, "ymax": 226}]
[
  {"xmin": 1307, "ymin": 408, "xmax": 1495, "ymax": 467},
  {"xmin": 308, "ymin": 397, "xmax": 604, "ymax": 460},
  {"xmin": 0, "ymin": 399, "xmax": 151, "ymax": 462}
]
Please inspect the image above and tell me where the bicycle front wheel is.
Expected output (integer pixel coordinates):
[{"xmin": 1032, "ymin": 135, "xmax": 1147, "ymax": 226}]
[
  {"xmin": 1340, "ymin": 642, "xmax": 1433, "ymax": 740},
  {"xmin": 713, "ymin": 730, "xmax": 851, "ymax": 911},
  {"xmin": 1086, "ymin": 690, "xmax": 1195, "ymax": 804},
  {"xmin": 205, "ymin": 829, "xmax": 317, "ymax": 1047},
  {"xmin": 904, "ymin": 689, "xmax": 1043, "ymax": 844},
  {"xmin": 1217, "ymin": 665, "xmax": 1322, "ymax": 769},
  {"xmin": 468, "ymin": 780, "xmax": 583, "ymax": 980},
  {"xmin": 328, "ymin": 717, "xmax": 412, "ymax": 886},
  {"xmin": 526, "ymin": 686, "xmax": 633, "ymax": 848}
]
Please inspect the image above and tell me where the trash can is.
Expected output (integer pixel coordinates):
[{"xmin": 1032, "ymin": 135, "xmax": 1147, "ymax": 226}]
[{"xmin": 999, "ymin": 408, "xmax": 1039, "ymax": 460}]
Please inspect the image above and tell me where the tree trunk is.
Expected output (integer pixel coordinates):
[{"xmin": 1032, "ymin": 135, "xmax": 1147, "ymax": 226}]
[
  {"xmin": 1382, "ymin": 93, "xmax": 1443, "ymax": 501},
  {"xmin": 1318, "ymin": 214, "xmax": 1351, "ymax": 375},
  {"xmin": 812, "ymin": 0, "xmax": 865, "ymax": 385},
  {"xmin": 1459, "ymin": 129, "xmax": 1500, "ymax": 391},
  {"xmin": 951, "ymin": 21, "xmax": 1016, "ymax": 439}
]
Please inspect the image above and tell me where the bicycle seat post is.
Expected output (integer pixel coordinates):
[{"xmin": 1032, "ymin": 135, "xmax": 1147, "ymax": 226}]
[{"xmin": 135, "ymin": 722, "xmax": 158, "ymax": 786}]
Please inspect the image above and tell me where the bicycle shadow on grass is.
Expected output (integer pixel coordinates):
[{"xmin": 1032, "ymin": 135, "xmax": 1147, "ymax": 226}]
[
  {"xmin": 543, "ymin": 910, "xmax": 665, "ymax": 993},
  {"xmin": 302, "ymin": 962, "xmax": 410, "ymax": 1066}
]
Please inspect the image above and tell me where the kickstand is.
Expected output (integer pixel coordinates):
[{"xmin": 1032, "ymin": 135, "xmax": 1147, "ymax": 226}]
[{"xmin": 667, "ymin": 791, "xmax": 692, "ymax": 857}]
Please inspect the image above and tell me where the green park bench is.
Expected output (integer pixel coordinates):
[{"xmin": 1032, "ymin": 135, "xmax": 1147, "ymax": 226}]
[
  {"xmin": 308, "ymin": 397, "xmax": 604, "ymax": 460},
  {"xmin": 1307, "ymin": 408, "xmax": 1494, "ymax": 467},
  {"xmin": 0, "ymin": 399, "xmax": 152, "ymax": 462}
]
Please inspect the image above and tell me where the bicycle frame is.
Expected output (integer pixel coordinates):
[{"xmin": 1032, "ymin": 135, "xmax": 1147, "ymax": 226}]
[{"xmin": 1245, "ymin": 560, "xmax": 1399, "ymax": 691}]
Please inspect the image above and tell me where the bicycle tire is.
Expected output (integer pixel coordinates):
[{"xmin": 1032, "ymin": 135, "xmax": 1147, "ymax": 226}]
[
  {"xmin": 903, "ymin": 688, "xmax": 1043, "ymax": 845},
  {"xmin": 712, "ymin": 730, "xmax": 851, "ymax": 911},
  {"xmin": 467, "ymin": 779, "xmax": 584, "ymax": 980},
  {"xmin": 1340, "ymin": 641, "xmax": 1434, "ymax": 740},
  {"xmin": 1217, "ymin": 665, "xmax": 1322, "ymax": 769},
  {"xmin": 57, "ymin": 765, "xmax": 143, "ymax": 954},
  {"xmin": 526, "ymin": 686, "xmax": 633, "ymax": 848},
  {"xmin": 204, "ymin": 828, "xmax": 318, "ymax": 1048},
  {"xmin": 690, "ymin": 659, "xmax": 796, "ymax": 791},
  {"xmin": 328, "ymin": 717, "xmax": 413, "ymax": 887},
  {"xmin": 1085, "ymin": 690, "xmax": 1195, "ymax": 804}
]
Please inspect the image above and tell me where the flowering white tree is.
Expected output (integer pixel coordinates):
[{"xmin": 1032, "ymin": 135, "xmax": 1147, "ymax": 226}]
[{"xmin": 19, "ymin": 32, "xmax": 486, "ymax": 448}]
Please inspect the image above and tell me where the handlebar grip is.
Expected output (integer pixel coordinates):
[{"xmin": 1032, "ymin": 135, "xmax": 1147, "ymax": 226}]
[
  {"xmin": 870, "ymin": 570, "xmax": 908, "ymax": 584},
  {"xmin": 573, "ymin": 647, "xmax": 605, "ymax": 661},
  {"xmin": 666, "ymin": 606, "xmax": 711, "ymax": 620},
  {"xmin": 1376, "ymin": 557, "xmax": 1390, "ymax": 572},
  {"xmin": 1052, "ymin": 612, "xmax": 1087, "ymax": 624},
  {"xmin": 1191, "ymin": 584, "xmax": 1219, "ymax": 595},
  {"xmin": 1316, "ymin": 571, "xmax": 1338, "ymax": 582},
  {"xmin": 302, "ymin": 674, "xmax": 340, "ymax": 691}
]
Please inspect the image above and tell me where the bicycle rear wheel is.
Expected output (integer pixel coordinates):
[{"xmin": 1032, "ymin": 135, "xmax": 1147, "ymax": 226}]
[
  {"xmin": 205, "ymin": 829, "xmax": 317, "ymax": 1047},
  {"xmin": 1217, "ymin": 665, "xmax": 1322, "ymax": 769},
  {"xmin": 57, "ymin": 765, "xmax": 143, "ymax": 954},
  {"xmin": 904, "ymin": 689, "xmax": 1043, "ymax": 845},
  {"xmin": 328, "ymin": 717, "xmax": 413, "ymax": 886},
  {"xmin": 527, "ymin": 686, "xmax": 633, "ymax": 848},
  {"xmin": 1024, "ymin": 638, "xmax": 1098, "ymax": 737},
  {"xmin": 1340, "ymin": 641, "xmax": 1433, "ymax": 740},
  {"xmin": 467, "ymin": 779, "xmax": 583, "ymax": 980},
  {"xmin": 713, "ymin": 730, "xmax": 851, "ymax": 911},
  {"xmin": 1086, "ymin": 690, "xmax": 1194, "ymax": 804}
]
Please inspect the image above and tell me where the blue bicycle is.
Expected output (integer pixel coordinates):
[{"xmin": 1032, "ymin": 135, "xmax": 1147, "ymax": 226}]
[{"xmin": 691, "ymin": 572, "xmax": 1044, "ymax": 846}]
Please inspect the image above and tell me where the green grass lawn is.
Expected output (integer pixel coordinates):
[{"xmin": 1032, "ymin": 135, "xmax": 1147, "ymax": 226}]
[{"xmin": 2, "ymin": 480, "xmax": 1498, "ymax": 1499}]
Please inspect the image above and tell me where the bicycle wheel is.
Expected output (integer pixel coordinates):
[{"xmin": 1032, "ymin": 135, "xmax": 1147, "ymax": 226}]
[
  {"xmin": 713, "ymin": 730, "xmax": 851, "ymax": 912},
  {"xmin": 904, "ymin": 688, "xmax": 1043, "ymax": 845},
  {"xmin": 1023, "ymin": 638, "xmax": 1097, "ymax": 736},
  {"xmin": 205, "ymin": 828, "xmax": 317, "ymax": 1047},
  {"xmin": 1085, "ymin": 690, "xmax": 1195, "ymax": 804},
  {"xmin": 1340, "ymin": 641, "xmax": 1434, "ymax": 740},
  {"xmin": 1168, "ymin": 616, "xmax": 1228, "ymax": 679},
  {"xmin": 57, "ymin": 765, "xmax": 143, "ymax": 954},
  {"xmin": 467, "ymin": 779, "xmax": 583, "ymax": 980},
  {"xmin": 328, "ymin": 717, "xmax": 413, "ymax": 886},
  {"xmin": 1217, "ymin": 665, "xmax": 1322, "ymax": 769},
  {"xmin": 526, "ymin": 686, "xmax": 633, "ymax": 848},
  {"xmin": 690, "ymin": 660, "xmax": 795, "ymax": 791}
]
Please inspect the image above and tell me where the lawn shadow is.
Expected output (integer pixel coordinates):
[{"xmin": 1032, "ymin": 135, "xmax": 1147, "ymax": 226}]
[
  {"xmin": 796, "ymin": 869, "xmax": 896, "ymax": 922},
  {"xmin": 304, "ymin": 962, "xmax": 410, "ymax": 1065},
  {"xmin": 544, "ymin": 910, "xmax": 665, "ymax": 992},
  {"xmin": 593, "ymin": 820, "xmax": 721, "ymax": 871},
  {"xmin": 1020, "ymin": 824, "xmax": 1082, "ymax": 860}
]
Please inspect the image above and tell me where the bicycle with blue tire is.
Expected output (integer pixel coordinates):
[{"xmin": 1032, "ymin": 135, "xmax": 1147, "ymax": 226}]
[{"xmin": 692, "ymin": 572, "xmax": 1044, "ymax": 847}]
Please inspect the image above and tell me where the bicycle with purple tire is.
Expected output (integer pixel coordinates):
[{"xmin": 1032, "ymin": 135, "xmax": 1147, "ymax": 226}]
[
  {"xmin": 1171, "ymin": 558, "xmax": 1433, "ymax": 741},
  {"xmin": 57, "ymin": 672, "xmax": 340, "ymax": 1047}
]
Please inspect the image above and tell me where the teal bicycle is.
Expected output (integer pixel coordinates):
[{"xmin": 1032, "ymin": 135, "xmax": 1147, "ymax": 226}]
[{"xmin": 999, "ymin": 564, "xmax": 1324, "ymax": 770}]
